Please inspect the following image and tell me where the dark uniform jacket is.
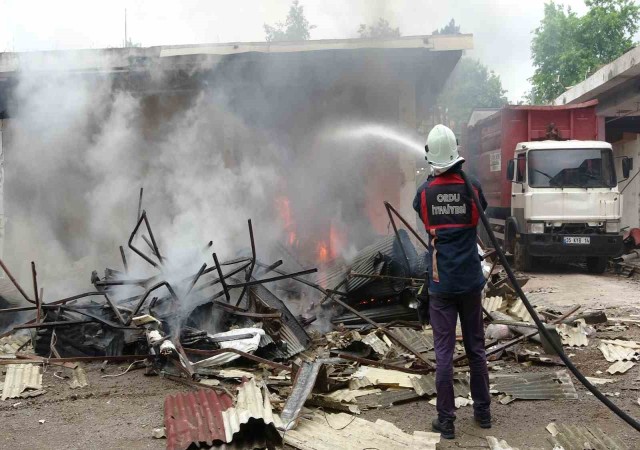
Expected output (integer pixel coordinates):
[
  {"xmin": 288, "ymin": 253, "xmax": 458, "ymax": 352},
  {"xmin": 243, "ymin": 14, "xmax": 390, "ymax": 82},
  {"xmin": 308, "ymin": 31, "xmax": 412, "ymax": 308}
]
[{"xmin": 413, "ymin": 165, "xmax": 488, "ymax": 295}]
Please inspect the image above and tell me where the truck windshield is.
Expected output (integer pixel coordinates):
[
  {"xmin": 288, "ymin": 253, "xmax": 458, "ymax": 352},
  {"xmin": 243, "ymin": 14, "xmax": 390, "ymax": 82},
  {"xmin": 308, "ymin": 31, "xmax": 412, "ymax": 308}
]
[{"xmin": 527, "ymin": 148, "xmax": 616, "ymax": 188}]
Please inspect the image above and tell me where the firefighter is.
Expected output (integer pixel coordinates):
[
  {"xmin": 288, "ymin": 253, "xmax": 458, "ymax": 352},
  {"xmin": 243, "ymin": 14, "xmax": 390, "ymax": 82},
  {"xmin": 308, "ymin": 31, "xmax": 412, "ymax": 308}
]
[{"xmin": 413, "ymin": 124, "xmax": 491, "ymax": 439}]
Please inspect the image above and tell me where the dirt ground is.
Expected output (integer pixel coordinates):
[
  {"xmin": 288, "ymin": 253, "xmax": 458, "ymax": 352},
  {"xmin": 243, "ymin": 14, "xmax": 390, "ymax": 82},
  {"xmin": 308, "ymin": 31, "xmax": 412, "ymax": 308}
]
[{"xmin": 1, "ymin": 265, "xmax": 640, "ymax": 450}]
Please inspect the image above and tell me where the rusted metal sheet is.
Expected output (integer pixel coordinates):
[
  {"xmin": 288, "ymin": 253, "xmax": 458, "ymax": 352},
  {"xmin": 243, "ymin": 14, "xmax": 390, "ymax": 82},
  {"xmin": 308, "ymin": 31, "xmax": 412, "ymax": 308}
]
[
  {"xmin": 1, "ymin": 363, "xmax": 42, "ymax": 400},
  {"xmin": 284, "ymin": 411, "xmax": 440, "ymax": 450},
  {"xmin": 357, "ymin": 388, "xmax": 422, "ymax": 409},
  {"xmin": 490, "ymin": 370, "xmax": 577, "ymax": 401},
  {"xmin": 547, "ymin": 422, "xmax": 628, "ymax": 450},
  {"xmin": 164, "ymin": 380, "xmax": 280, "ymax": 450}
]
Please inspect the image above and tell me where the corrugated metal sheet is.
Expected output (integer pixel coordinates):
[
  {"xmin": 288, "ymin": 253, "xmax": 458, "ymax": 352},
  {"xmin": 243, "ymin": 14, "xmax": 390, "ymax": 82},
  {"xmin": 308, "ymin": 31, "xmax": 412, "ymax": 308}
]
[
  {"xmin": 164, "ymin": 380, "xmax": 280, "ymax": 450},
  {"xmin": 389, "ymin": 327, "xmax": 433, "ymax": 353},
  {"xmin": 68, "ymin": 365, "xmax": 89, "ymax": 389},
  {"xmin": 507, "ymin": 299, "xmax": 533, "ymax": 322},
  {"xmin": 1, "ymin": 363, "xmax": 42, "ymax": 400},
  {"xmin": 249, "ymin": 283, "xmax": 310, "ymax": 359},
  {"xmin": 607, "ymin": 361, "xmax": 635, "ymax": 374},
  {"xmin": 280, "ymin": 359, "xmax": 324, "ymax": 430},
  {"xmin": 486, "ymin": 436, "xmax": 518, "ymax": 450},
  {"xmin": 332, "ymin": 304, "xmax": 418, "ymax": 325},
  {"xmin": 410, "ymin": 374, "xmax": 470, "ymax": 397},
  {"xmin": 598, "ymin": 342, "xmax": 638, "ymax": 362},
  {"xmin": 356, "ymin": 389, "xmax": 421, "ymax": 409},
  {"xmin": 0, "ymin": 334, "xmax": 31, "ymax": 359},
  {"xmin": 284, "ymin": 411, "xmax": 440, "ymax": 450},
  {"xmin": 556, "ymin": 320, "xmax": 588, "ymax": 347},
  {"xmin": 361, "ymin": 333, "xmax": 389, "ymax": 355},
  {"xmin": 547, "ymin": 423, "xmax": 628, "ymax": 450},
  {"xmin": 490, "ymin": 370, "xmax": 578, "ymax": 400},
  {"xmin": 482, "ymin": 296, "xmax": 504, "ymax": 313}
]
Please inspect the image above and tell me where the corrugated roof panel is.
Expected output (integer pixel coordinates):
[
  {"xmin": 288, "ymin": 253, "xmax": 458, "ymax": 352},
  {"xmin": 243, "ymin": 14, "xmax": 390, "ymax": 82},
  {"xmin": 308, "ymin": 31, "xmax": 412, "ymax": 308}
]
[
  {"xmin": 598, "ymin": 342, "xmax": 638, "ymax": 362},
  {"xmin": 607, "ymin": 361, "xmax": 635, "ymax": 374},
  {"xmin": 389, "ymin": 327, "xmax": 434, "ymax": 353},
  {"xmin": 556, "ymin": 321, "xmax": 589, "ymax": 347},
  {"xmin": 361, "ymin": 333, "xmax": 389, "ymax": 355},
  {"xmin": 410, "ymin": 374, "xmax": 470, "ymax": 398},
  {"xmin": 1, "ymin": 363, "xmax": 42, "ymax": 400},
  {"xmin": 490, "ymin": 370, "xmax": 578, "ymax": 400},
  {"xmin": 284, "ymin": 411, "xmax": 440, "ymax": 450},
  {"xmin": 164, "ymin": 380, "xmax": 280, "ymax": 450},
  {"xmin": 482, "ymin": 296, "xmax": 504, "ymax": 313},
  {"xmin": 507, "ymin": 299, "xmax": 534, "ymax": 323},
  {"xmin": 548, "ymin": 423, "xmax": 628, "ymax": 450}
]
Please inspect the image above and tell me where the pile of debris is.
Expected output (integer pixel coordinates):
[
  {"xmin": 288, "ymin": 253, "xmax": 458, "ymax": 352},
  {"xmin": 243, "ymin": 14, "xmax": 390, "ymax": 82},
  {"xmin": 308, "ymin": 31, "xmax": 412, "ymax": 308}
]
[
  {"xmin": 614, "ymin": 227, "xmax": 640, "ymax": 278},
  {"xmin": 0, "ymin": 197, "xmax": 636, "ymax": 449}
]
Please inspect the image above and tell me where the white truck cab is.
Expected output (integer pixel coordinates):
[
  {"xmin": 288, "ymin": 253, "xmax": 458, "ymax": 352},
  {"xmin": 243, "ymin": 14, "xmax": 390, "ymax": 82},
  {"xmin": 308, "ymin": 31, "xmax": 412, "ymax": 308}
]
[{"xmin": 505, "ymin": 140, "xmax": 631, "ymax": 273}]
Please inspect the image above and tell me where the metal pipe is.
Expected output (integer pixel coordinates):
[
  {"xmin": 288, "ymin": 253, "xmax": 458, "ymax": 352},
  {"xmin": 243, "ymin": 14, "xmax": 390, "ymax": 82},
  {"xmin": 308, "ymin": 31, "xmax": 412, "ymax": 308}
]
[
  {"xmin": 32, "ymin": 262, "xmax": 41, "ymax": 323},
  {"xmin": 0, "ymin": 258, "xmax": 34, "ymax": 304},
  {"xmin": 137, "ymin": 187, "xmax": 143, "ymax": 221},
  {"xmin": 349, "ymin": 272, "xmax": 425, "ymax": 283},
  {"xmin": 235, "ymin": 219, "xmax": 257, "ymax": 307},
  {"xmin": 194, "ymin": 261, "xmax": 252, "ymax": 293},
  {"xmin": 212, "ymin": 253, "xmax": 231, "ymax": 303},
  {"xmin": 128, "ymin": 211, "xmax": 160, "ymax": 268},
  {"xmin": 129, "ymin": 281, "xmax": 180, "ymax": 322},
  {"xmin": 384, "ymin": 202, "xmax": 411, "ymax": 273},
  {"xmin": 334, "ymin": 353, "xmax": 432, "ymax": 374},
  {"xmin": 119, "ymin": 246, "xmax": 128, "ymax": 274},
  {"xmin": 142, "ymin": 235, "xmax": 161, "ymax": 259},
  {"xmin": 186, "ymin": 263, "xmax": 207, "ymax": 296},
  {"xmin": 226, "ymin": 268, "xmax": 318, "ymax": 290},
  {"xmin": 384, "ymin": 201, "xmax": 430, "ymax": 250},
  {"xmin": 255, "ymin": 261, "xmax": 327, "ymax": 295},
  {"xmin": 14, "ymin": 320, "xmax": 94, "ymax": 329},
  {"xmin": 255, "ymin": 260, "xmax": 283, "ymax": 277}
]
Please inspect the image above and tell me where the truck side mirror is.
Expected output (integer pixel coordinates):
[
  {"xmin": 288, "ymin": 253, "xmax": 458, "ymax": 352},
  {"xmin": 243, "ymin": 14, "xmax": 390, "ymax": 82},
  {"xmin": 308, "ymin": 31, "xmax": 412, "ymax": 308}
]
[
  {"xmin": 622, "ymin": 157, "xmax": 633, "ymax": 179},
  {"xmin": 506, "ymin": 159, "xmax": 515, "ymax": 181}
]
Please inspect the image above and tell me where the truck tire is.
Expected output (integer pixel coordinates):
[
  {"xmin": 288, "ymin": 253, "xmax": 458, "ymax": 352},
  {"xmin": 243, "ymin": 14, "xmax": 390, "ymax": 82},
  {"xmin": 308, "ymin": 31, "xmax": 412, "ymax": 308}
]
[
  {"xmin": 514, "ymin": 241, "xmax": 533, "ymax": 272},
  {"xmin": 586, "ymin": 256, "xmax": 607, "ymax": 274}
]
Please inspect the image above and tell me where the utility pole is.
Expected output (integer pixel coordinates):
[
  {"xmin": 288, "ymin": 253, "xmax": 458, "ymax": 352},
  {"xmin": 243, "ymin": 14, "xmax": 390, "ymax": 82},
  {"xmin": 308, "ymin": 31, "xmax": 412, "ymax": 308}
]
[{"xmin": 124, "ymin": 8, "xmax": 128, "ymax": 47}]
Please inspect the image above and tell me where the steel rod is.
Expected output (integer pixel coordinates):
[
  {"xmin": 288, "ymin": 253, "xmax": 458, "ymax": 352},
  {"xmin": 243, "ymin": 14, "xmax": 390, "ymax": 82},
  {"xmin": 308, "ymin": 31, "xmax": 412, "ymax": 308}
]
[
  {"xmin": 137, "ymin": 187, "xmax": 143, "ymax": 221},
  {"xmin": 0, "ymin": 258, "xmax": 34, "ymax": 304},
  {"xmin": 184, "ymin": 347, "xmax": 291, "ymax": 372},
  {"xmin": 186, "ymin": 263, "xmax": 207, "ymax": 296},
  {"xmin": 120, "ymin": 245, "xmax": 128, "ymax": 274},
  {"xmin": 212, "ymin": 253, "xmax": 231, "ymax": 303},
  {"xmin": 31, "ymin": 262, "xmax": 41, "ymax": 323},
  {"xmin": 235, "ymin": 219, "xmax": 257, "ymax": 307},
  {"xmin": 226, "ymin": 268, "xmax": 318, "ymax": 290},
  {"xmin": 128, "ymin": 211, "xmax": 160, "ymax": 268},
  {"xmin": 384, "ymin": 202, "xmax": 411, "ymax": 273},
  {"xmin": 384, "ymin": 201, "xmax": 430, "ymax": 250}
]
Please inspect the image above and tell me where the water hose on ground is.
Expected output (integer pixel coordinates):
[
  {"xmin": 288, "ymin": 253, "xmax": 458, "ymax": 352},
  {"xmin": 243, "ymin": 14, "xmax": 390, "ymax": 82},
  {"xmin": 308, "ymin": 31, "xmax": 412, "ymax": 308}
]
[{"xmin": 459, "ymin": 170, "xmax": 640, "ymax": 432}]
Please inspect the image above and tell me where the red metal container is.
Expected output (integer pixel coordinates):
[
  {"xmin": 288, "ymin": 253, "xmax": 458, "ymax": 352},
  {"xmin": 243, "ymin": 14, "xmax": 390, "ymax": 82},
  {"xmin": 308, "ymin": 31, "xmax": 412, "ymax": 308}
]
[{"xmin": 465, "ymin": 100, "xmax": 602, "ymax": 209}]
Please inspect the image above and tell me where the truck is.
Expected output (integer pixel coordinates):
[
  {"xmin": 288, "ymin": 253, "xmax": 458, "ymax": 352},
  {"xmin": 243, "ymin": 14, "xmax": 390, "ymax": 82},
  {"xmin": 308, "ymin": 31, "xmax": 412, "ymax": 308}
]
[{"xmin": 465, "ymin": 100, "xmax": 633, "ymax": 273}]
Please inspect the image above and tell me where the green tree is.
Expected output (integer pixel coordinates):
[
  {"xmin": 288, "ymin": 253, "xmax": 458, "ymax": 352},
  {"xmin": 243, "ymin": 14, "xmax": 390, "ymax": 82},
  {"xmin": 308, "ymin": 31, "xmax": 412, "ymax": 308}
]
[
  {"xmin": 530, "ymin": 0, "xmax": 640, "ymax": 104},
  {"xmin": 264, "ymin": 0, "xmax": 315, "ymax": 42},
  {"xmin": 432, "ymin": 18, "xmax": 461, "ymax": 35},
  {"xmin": 357, "ymin": 18, "xmax": 400, "ymax": 38},
  {"xmin": 437, "ymin": 58, "xmax": 508, "ymax": 131}
]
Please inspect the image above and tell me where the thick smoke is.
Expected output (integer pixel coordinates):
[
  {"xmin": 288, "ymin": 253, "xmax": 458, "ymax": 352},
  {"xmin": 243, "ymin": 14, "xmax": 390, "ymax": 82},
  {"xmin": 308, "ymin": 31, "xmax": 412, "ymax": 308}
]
[{"xmin": 2, "ymin": 49, "xmax": 419, "ymax": 303}]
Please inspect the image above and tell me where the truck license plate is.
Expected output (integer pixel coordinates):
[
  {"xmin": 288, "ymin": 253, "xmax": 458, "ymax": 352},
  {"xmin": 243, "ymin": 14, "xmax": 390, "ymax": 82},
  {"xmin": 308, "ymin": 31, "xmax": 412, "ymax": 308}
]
[{"xmin": 563, "ymin": 237, "xmax": 590, "ymax": 245}]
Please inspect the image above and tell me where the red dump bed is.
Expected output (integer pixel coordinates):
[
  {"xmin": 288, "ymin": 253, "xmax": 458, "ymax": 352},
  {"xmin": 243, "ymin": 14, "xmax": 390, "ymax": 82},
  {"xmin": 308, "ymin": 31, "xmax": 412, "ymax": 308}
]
[{"xmin": 465, "ymin": 100, "xmax": 602, "ymax": 209}]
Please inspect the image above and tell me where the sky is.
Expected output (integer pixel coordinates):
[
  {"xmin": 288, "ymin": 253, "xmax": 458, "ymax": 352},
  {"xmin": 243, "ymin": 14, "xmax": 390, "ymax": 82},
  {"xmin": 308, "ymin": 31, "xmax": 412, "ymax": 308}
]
[{"xmin": 0, "ymin": 0, "xmax": 595, "ymax": 101}]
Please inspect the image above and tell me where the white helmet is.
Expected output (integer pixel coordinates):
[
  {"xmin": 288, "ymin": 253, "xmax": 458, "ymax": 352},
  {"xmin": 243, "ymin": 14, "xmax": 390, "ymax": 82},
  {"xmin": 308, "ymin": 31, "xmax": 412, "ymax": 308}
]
[{"xmin": 425, "ymin": 124, "xmax": 464, "ymax": 171}]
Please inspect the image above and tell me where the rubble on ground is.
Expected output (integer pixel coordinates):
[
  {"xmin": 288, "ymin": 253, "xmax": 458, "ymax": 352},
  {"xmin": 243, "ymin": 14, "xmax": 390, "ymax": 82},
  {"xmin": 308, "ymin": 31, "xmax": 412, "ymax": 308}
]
[{"xmin": 0, "ymin": 199, "xmax": 638, "ymax": 449}]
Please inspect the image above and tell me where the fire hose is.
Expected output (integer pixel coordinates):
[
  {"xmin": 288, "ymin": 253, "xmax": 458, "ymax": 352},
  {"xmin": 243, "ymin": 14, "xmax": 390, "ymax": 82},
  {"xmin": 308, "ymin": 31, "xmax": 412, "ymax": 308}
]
[{"xmin": 459, "ymin": 170, "xmax": 640, "ymax": 432}]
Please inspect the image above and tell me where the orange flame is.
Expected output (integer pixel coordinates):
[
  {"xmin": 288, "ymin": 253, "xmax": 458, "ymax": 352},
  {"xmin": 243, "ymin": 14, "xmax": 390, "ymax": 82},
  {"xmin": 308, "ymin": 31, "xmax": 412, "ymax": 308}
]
[{"xmin": 316, "ymin": 241, "xmax": 329, "ymax": 263}]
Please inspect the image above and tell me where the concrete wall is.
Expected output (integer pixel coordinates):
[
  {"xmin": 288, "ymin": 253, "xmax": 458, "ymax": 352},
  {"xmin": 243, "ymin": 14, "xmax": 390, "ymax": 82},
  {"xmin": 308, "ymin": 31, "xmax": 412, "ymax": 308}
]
[{"xmin": 613, "ymin": 135, "xmax": 640, "ymax": 230}]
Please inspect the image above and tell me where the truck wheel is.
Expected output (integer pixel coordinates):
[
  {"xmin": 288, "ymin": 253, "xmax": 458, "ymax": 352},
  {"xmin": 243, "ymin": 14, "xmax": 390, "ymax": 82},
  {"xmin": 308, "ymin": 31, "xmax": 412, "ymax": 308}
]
[
  {"xmin": 514, "ymin": 241, "xmax": 533, "ymax": 272},
  {"xmin": 586, "ymin": 257, "xmax": 608, "ymax": 274}
]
